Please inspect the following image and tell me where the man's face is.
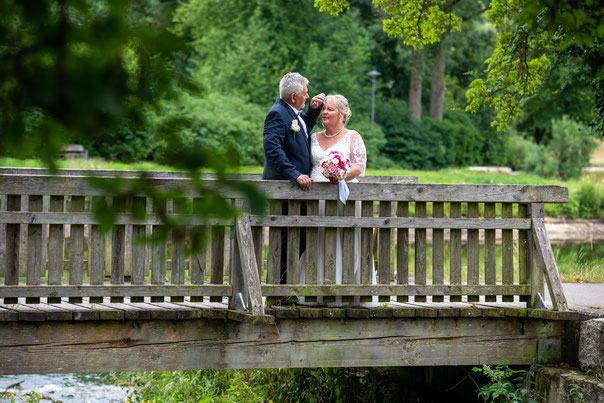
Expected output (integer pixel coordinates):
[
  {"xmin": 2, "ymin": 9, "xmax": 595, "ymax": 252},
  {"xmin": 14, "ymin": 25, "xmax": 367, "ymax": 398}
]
[{"xmin": 291, "ymin": 85, "xmax": 309, "ymax": 110}]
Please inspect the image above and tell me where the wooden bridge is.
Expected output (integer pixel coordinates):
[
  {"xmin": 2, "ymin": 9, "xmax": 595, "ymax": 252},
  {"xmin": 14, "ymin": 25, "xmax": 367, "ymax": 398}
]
[{"xmin": 0, "ymin": 168, "xmax": 595, "ymax": 374}]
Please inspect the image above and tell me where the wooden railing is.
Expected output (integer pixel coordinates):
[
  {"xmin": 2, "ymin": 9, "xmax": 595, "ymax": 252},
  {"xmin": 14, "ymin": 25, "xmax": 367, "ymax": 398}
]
[{"xmin": 0, "ymin": 168, "xmax": 569, "ymax": 317}]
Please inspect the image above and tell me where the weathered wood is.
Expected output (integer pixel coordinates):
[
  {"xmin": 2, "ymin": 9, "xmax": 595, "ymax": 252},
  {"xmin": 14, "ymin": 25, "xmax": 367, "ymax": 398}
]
[
  {"xmin": 47, "ymin": 196, "xmax": 65, "ymax": 304},
  {"xmin": 151, "ymin": 200, "xmax": 167, "ymax": 303},
  {"xmin": 259, "ymin": 284, "xmax": 531, "ymax": 297},
  {"xmin": 484, "ymin": 203, "xmax": 497, "ymax": 302},
  {"xmin": 0, "ymin": 284, "xmax": 231, "ymax": 298},
  {"xmin": 171, "ymin": 198, "xmax": 186, "ymax": 303},
  {"xmin": 0, "ymin": 315, "xmax": 565, "ymax": 373},
  {"xmin": 529, "ymin": 204, "xmax": 545, "ymax": 308},
  {"xmin": 190, "ymin": 199, "xmax": 207, "ymax": 302},
  {"xmin": 234, "ymin": 213, "xmax": 264, "ymax": 315},
  {"xmin": 267, "ymin": 200, "xmax": 282, "ymax": 285},
  {"xmin": 252, "ymin": 225, "xmax": 263, "ymax": 279},
  {"xmin": 342, "ymin": 202, "xmax": 356, "ymax": 287},
  {"xmin": 0, "ymin": 175, "xmax": 570, "ymax": 202},
  {"xmin": 432, "ymin": 202, "xmax": 444, "ymax": 303},
  {"xmin": 4, "ymin": 195, "xmax": 20, "ymax": 304},
  {"xmin": 532, "ymin": 218, "xmax": 569, "ymax": 311},
  {"xmin": 286, "ymin": 200, "xmax": 301, "ymax": 285},
  {"xmin": 210, "ymin": 225, "xmax": 226, "ymax": 303},
  {"xmin": 414, "ymin": 202, "xmax": 427, "ymax": 302},
  {"xmin": 131, "ymin": 197, "xmax": 147, "ymax": 303},
  {"xmin": 518, "ymin": 204, "xmax": 529, "ymax": 304},
  {"xmin": 69, "ymin": 196, "xmax": 85, "ymax": 304},
  {"xmin": 306, "ymin": 200, "xmax": 319, "ymax": 303},
  {"xmin": 502, "ymin": 203, "xmax": 514, "ymax": 302},
  {"xmin": 26, "ymin": 195, "xmax": 43, "ymax": 304},
  {"xmin": 324, "ymin": 200, "xmax": 337, "ymax": 298},
  {"xmin": 378, "ymin": 201, "xmax": 392, "ymax": 302},
  {"xmin": 396, "ymin": 201, "xmax": 409, "ymax": 302},
  {"xmin": 467, "ymin": 203, "xmax": 479, "ymax": 302},
  {"xmin": 360, "ymin": 201, "xmax": 373, "ymax": 303},
  {"xmin": 449, "ymin": 202, "xmax": 462, "ymax": 302}
]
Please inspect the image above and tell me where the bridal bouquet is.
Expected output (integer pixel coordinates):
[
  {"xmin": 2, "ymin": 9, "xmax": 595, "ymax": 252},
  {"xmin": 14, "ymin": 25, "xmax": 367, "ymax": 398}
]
[{"xmin": 320, "ymin": 151, "xmax": 351, "ymax": 183}]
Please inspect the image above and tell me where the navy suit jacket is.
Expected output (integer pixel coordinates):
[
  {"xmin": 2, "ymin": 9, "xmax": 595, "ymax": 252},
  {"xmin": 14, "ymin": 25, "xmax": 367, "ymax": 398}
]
[{"xmin": 262, "ymin": 98, "xmax": 321, "ymax": 181}]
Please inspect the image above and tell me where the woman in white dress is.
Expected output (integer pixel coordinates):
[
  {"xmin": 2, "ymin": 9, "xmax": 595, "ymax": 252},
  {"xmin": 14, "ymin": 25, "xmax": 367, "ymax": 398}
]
[{"xmin": 308, "ymin": 94, "xmax": 371, "ymax": 306}]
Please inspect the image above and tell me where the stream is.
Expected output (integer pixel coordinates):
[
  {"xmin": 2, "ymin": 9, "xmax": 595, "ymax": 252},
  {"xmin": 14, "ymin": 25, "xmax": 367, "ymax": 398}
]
[{"xmin": 0, "ymin": 373, "xmax": 130, "ymax": 403}]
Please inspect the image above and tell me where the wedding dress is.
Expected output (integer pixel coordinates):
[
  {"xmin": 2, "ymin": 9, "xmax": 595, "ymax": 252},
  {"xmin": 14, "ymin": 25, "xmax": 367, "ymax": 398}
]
[{"xmin": 305, "ymin": 130, "xmax": 375, "ymax": 306}]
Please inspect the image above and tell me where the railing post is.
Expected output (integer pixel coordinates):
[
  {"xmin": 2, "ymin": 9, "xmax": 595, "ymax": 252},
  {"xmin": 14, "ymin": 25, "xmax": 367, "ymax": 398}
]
[
  {"xmin": 233, "ymin": 201, "xmax": 264, "ymax": 316},
  {"xmin": 528, "ymin": 203, "xmax": 545, "ymax": 308}
]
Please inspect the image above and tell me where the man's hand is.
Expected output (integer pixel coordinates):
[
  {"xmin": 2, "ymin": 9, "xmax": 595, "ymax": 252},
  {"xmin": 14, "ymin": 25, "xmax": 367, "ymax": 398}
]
[
  {"xmin": 309, "ymin": 93, "xmax": 325, "ymax": 109},
  {"xmin": 296, "ymin": 174, "xmax": 312, "ymax": 191}
]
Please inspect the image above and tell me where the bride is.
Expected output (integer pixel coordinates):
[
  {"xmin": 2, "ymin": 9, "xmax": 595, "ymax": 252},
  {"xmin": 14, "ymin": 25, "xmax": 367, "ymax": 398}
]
[{"xmin": 307, "ymin": 94, "xmax": 371, "ymax": 306}]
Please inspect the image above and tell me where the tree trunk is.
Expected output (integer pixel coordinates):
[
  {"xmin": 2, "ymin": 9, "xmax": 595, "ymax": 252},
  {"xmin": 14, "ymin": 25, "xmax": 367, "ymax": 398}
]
[
  {"xmin": 409, "ymin": 49, "xmax": 424, "ymax": 120},
  {"xmin": 429, "ymin": 43, "xmax": 446, "ymax": 120}
]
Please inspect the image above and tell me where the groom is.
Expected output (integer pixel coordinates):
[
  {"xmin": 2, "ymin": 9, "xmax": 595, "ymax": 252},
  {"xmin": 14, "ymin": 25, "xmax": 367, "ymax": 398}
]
[{"xmin": 263, "ymin": 72, "xmax": 324, "ymax": 284}]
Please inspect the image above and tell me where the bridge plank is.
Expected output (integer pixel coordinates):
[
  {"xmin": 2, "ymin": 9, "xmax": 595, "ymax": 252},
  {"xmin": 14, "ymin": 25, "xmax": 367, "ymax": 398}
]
[
  {"xmin": 467, "ymin": 203, "xmax": 479, "ymax": 302},
  {"xmin": 130, "ymin": 197, "xmax": 147, "ymax": 304},
  {"xmin": 26, "ymin": 195, "xmax": 43, "ymax": 304},
  {"xmin": 396, "ymin": 201, "xmax": 409, "ymax": 303},
  {"xmin": 360, "ymin": 201, "xmax": 374, "ymax": 303},
  {"xmin": 323, "ymin": 201, "xmax": 337, "ymax": 303},
  {"xmin": 414, "ymin": 202, "xmax": 427, "ymax": 302},
  {"xmin": 342, "ymin": 202, "xmax": 356, "ymax": 303},
  {"xmin": 89, "ymin": 197, "xmax": 105, "ymax": 304},
  {"xmin": 4, "ymin": 195, "xmax": 20, "ymax": 305},
  {"xmin": 518, "ymin": 204, "xmax": 529, "ymax": 304},
  {"xmin": 286, "ymin": 200, "xmax": 301, "ymax": 286},
  {"xmin": 305, "ymin": 200, "xmax": 319, "ymax": 303},
  {"xmin": 0, "ymin": 175, "xmax": 569, "ymax": 203},
  {"xmin": 432, "ymin": 202, "xmax": 444, "ymax": 303},
  {"xmin": 0, "ymin": 315, "xmax": 566, "ymax": 373},
  {"xmin": 378, "ymin": 201, "xmax": 391, "ymax": 302},
  {"xmin": 110, "ymin": 197, "xmax": 125, "ymax": 303}
]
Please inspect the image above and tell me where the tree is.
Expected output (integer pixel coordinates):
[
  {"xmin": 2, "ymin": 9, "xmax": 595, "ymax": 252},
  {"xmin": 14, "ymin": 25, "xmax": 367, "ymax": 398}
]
[{"xmin": 314, "ymin": 0, "xmax": 604, "ymax": 136}]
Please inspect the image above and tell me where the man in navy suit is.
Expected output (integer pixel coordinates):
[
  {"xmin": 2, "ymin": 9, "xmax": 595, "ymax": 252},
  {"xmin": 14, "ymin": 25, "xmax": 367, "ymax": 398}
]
[{"xmin": 263, "ymin": 72, "xmax": 325, "ymax": 285}]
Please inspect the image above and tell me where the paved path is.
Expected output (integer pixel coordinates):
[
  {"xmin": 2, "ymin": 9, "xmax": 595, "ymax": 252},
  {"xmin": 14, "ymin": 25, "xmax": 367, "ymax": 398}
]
[{"xmin": 545, "ymin": 283, "xmax": 604, "ymax": 309}]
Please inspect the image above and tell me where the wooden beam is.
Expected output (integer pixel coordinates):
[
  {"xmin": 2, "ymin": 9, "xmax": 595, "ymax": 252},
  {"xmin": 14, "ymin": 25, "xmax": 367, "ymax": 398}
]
[
  {"xmin": 532, "ymin": 218, "xmax": 569, "ymax": 311},
  {"xmin": 0, "ymin": 316, "xmax": 565, "ymax": 374},
  {"xmin": 234, "ymin": 213, "xmax": 264, "ymax": 316}
]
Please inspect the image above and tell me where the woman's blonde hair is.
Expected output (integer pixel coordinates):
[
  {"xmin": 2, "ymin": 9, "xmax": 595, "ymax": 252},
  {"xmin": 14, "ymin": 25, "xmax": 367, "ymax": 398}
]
[{"xmin": 325, "ymin": 94, "xmax": 352, "ymax": 124}]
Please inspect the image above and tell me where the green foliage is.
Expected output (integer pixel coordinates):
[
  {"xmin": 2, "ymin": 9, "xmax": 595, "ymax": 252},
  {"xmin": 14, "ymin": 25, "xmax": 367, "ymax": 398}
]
[
  {"xmin": 472, "ymin": 364, "xmax": 538, "ymax": 403},
  {"xmin": 151, "ymin": 92, "xmax": 266, "ymax": 166},
  {"xmin": 115, "ymin": 368, "xmax": 398, "ymax": 402}
]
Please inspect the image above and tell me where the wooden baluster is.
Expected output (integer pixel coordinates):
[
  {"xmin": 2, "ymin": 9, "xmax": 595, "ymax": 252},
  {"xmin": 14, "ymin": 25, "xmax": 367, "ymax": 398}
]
[
  {"xmin": 252, "ymin": 224, "xmax": 263, "ymax": 281},
  {"xmin": 396, "ymin": 201, "xmax": 409, "ymax": 303},
  {"xmin": 4, "ymin": 195, "xmax": 20, "ymax": 304},
  {"xmin": 324, "ymin": 200, "xmax": 337, "ymax": 303},
  {"xmin": 432, "ymin": 202, "xmax": 444, "ymax": 303},
  {"xmin": 266, "ymin": 200, "xmax": 282, "ymax": 306},
  {"xmin": 467, "ymin": 203, "xmax": 479, "ymax": 302},
  {"xmin": 342, "ymin": 202, "xmax": 356, "ymax": 303},
  {"xmin": 210, "ymin": 224, "xmax": 225, "ymax": 303},
  {"xmin": 286, "ymin": 200, "xmax": 301, "ymax": 286},
  {"xmin": 360, "ymin": 201, "xmax": 374, "ymax": 303},
  {"xmin": 414, "ymin": 202, "xmax": 427, "ymax": 302},
  {"xmin": 130, "ymin": 197, "xmax": 146, "ymax": 303},
  {"xmin": 47, "ymin": 196, "xmax": 65, "ymax": 304},
  {"xmin": 190, "ymin": 198, "xmax": 207, "ymax": 302},
  {"xmin": 25, "ymin": 195, "xmax": 42, "ymax": 304},
  {"xmin": 502, "ymin": 203, "xmax": 514, "ymax": 302},
  {"xmin": 151, "ymin": 199, "xmax": 167, "ymax": 303},
  {"xmin": 68, "ymin": 196, "xmax": 85, "ymax": 303},
  {"xmin": 171, "ymin": 197, "xmax": 186, "ymax": 302},
  {"xmin": 529, "ymin": 203, "xmax": 545, "ymax": 308},
  {"xmin": 378, "ymin": 201, "xmax": 391, "ymax": 303},
  {"xmin": 449, "ymin": 202, "xmax": 462, "ymax": 302},
  {"xmin": 4, "ymin": 195, "xmax": 21, "ymax": 304},
  {"xmin": 89, "ymin": 196, "xmax": 105, "ymax": 304},
  {"xmin": 110, "ymin": 197, "xmax": 125, "ymax": 303},
  {"xmin": 484, "ymin": 203, "xmax": 497, "ymax": 302},
  {"xmin": 0, "ymin": 194, "xmax": 5, "ymax": 279},
  {"xmin": 306, "ymin": 200, "xmax": 319, "ymax": 303},
  {"xmin": 518, "ymin": 204, "xmax": 529, "ymax": 304}
]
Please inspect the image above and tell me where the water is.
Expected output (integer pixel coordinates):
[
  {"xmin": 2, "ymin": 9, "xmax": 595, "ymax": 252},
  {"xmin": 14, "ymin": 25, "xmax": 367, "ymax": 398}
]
[{"xmin": 0, "ymin": 373, "xmax": 130, "ymax": 403}]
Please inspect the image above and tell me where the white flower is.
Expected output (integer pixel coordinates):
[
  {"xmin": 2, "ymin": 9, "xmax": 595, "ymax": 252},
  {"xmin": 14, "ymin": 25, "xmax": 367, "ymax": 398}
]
[{"xmin": 290, "ymin": 120, "xmax": 300, "ymax": 132}]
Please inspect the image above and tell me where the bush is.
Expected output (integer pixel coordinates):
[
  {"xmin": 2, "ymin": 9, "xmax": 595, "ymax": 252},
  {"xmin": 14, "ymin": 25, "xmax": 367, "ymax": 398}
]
[
  {"xmin": 523, "ymin": 116, "xmax": 597, "ymax": 179},
  {"xmin": 503, "ymin": 130, "xmax": 541, "ymax": 171}
]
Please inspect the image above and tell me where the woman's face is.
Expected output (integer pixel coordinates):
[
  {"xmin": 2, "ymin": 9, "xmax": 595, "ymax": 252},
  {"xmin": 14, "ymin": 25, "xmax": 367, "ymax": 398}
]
[{"xmin": 321, "ymin": 100, "xmax": 340, "ymax": 126}]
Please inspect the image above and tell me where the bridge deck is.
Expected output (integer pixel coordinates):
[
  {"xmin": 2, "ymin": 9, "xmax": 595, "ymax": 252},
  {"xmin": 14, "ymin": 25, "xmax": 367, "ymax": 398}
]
[{"xmin": 0, "ymin": 298, "xmax": 590, "ymax": 322}]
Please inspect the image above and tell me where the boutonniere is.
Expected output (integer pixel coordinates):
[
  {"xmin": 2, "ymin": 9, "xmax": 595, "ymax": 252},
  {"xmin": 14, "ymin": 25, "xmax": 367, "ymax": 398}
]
[{"xmin": 291, "ymin": 119, "xmax": 300, "ymax": 139}]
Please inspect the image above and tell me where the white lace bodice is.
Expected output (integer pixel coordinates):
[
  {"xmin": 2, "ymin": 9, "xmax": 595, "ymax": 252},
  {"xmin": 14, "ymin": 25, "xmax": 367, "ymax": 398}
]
[{"xmin": 310, "ymin": 130, "xmax": 367, "ymax": 182}]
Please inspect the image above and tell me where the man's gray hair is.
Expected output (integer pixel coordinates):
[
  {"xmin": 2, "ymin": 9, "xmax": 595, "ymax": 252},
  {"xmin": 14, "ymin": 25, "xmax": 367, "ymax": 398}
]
[{"xmin": 279, "ymin": 72, "xmax": 309, "ymax": 100}]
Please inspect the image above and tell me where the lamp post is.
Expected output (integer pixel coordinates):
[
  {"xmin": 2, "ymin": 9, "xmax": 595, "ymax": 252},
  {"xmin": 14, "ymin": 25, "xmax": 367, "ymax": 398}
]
[{"xmin": 367, "ymin": 70, "xmax": 381, "ymax": 126}]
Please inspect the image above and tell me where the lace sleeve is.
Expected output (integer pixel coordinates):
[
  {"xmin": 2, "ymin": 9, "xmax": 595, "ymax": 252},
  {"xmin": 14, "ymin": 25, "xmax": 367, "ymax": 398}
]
[{"xmin": 349, "ymin": 130, "xmax": 367, "ymax": 174}]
